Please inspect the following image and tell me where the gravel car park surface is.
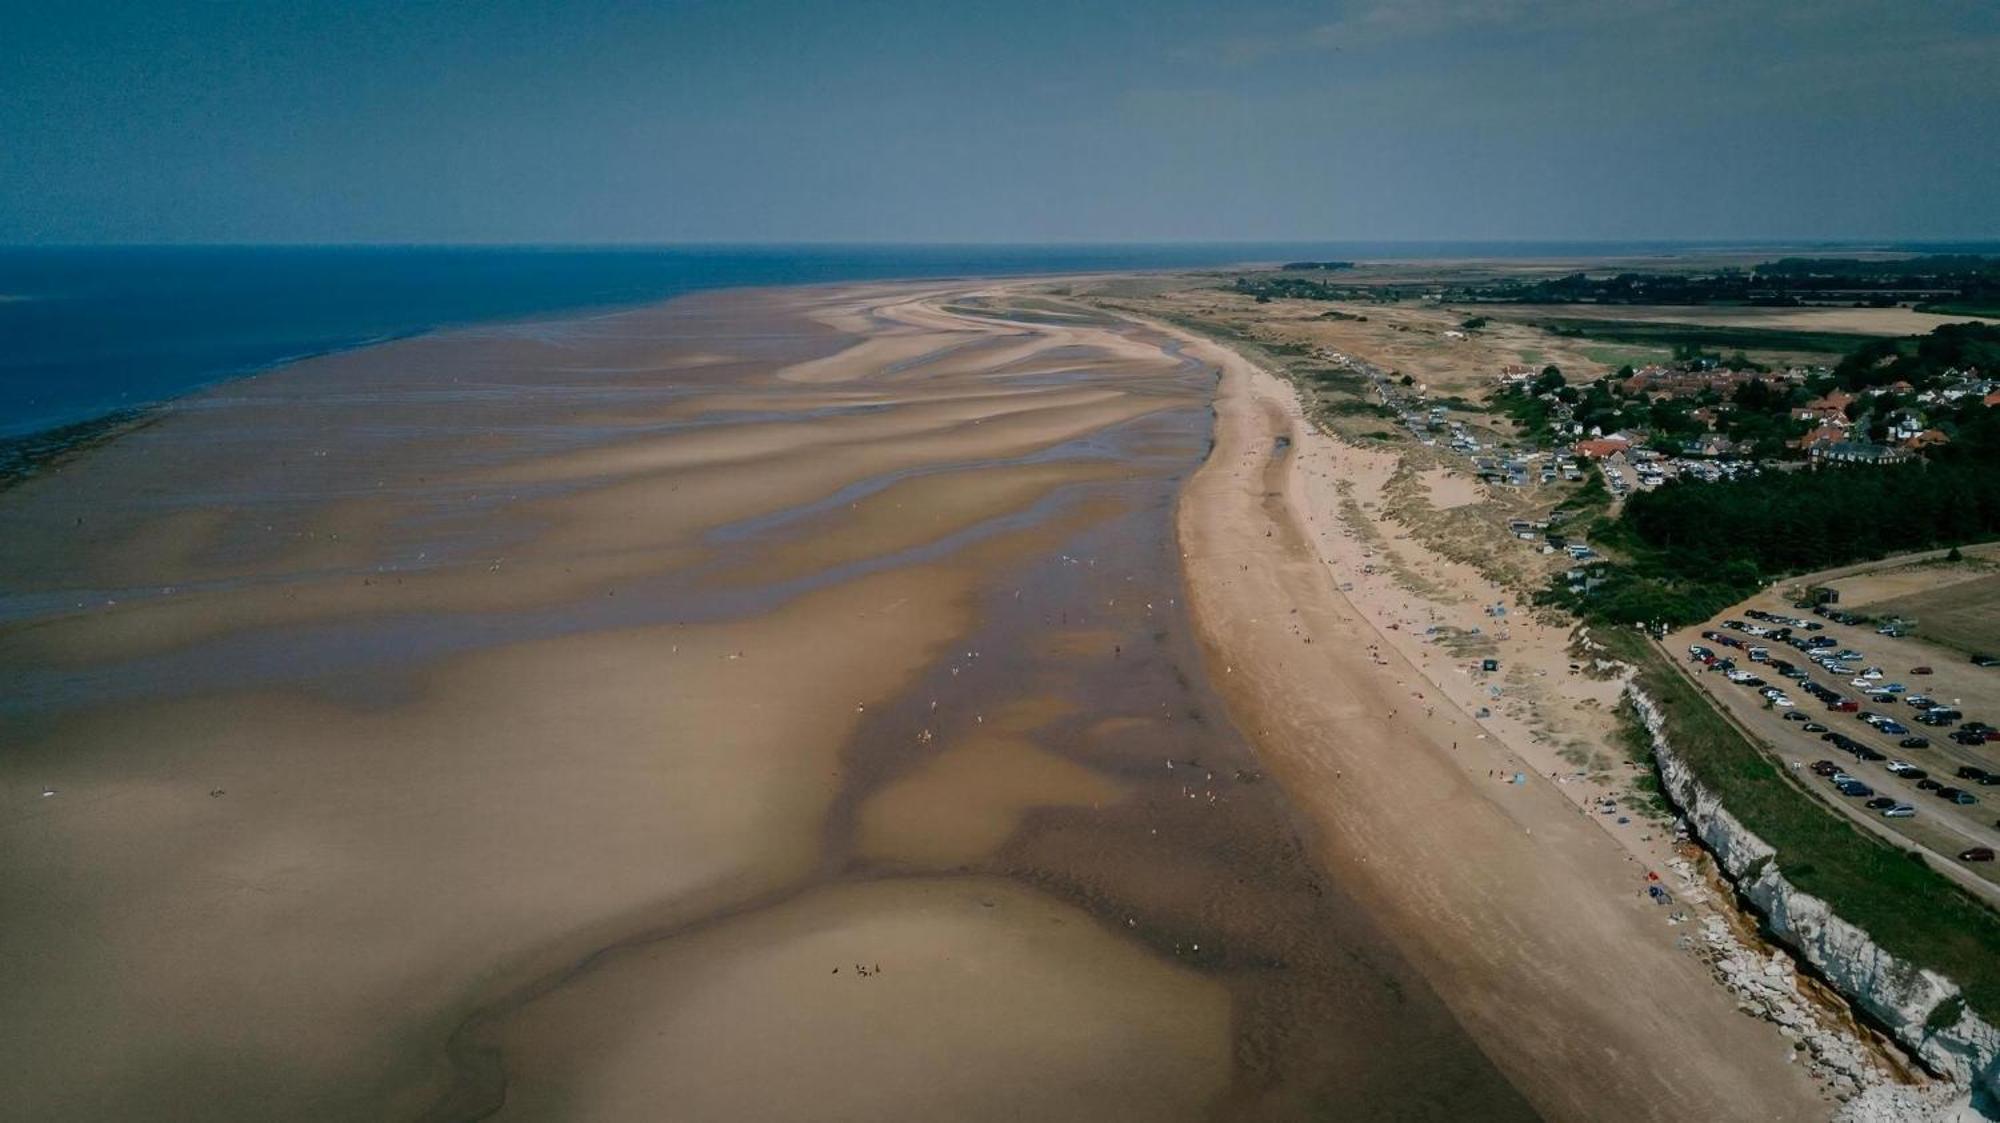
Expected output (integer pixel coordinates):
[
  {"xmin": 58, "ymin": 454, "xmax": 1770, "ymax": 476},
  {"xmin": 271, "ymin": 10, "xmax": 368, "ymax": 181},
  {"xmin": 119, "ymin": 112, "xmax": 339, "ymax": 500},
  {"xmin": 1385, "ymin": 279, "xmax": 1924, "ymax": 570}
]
[{"xmin": 1668, "ymin": 586, "xmax": 2000, "ymax": 899}]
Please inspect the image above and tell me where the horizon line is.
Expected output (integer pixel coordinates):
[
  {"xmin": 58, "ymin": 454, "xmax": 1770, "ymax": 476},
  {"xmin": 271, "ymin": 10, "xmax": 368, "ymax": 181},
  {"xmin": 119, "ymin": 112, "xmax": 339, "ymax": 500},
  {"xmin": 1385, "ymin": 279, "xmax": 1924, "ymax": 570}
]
[{"xmin": 7, "ymin": 237, "xmax": 2000, "ymax": 252}]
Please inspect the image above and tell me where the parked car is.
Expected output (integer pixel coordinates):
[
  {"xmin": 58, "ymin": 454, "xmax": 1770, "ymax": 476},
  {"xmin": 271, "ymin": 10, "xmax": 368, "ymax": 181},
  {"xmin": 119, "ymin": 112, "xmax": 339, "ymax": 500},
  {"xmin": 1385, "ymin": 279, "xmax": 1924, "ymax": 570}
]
[
  {"xmin": 1918, "ymin": 778, "xmax": 1944, "ymax": 792},
  {"xmin": 1960, "ymin": 847, "xmax": 1996, "ymax": 862},
  {"xmin": 1883, "ymin": 805, "xmax": 1917, "ymax": 818},
  {"xmin": 1783, "ymin": 711, "xmax": 1808, "ymax": 722},
  {"xmin": 1937, "ymin": 788, "xmax": 1978, "ymax": 805},
  {"xmin": 1955, "ymin": 766, "xmax": 1991, "ymax": 782},
  {"xmin": 1811, "ymin": 760, "xmax": 1841, "ymax": 776},
  {"xmin": 1972, "ymin": 655, "xmax": 1999, "ymax": 667},
  {"xmin": 1900, "ymin": 769, "xmax": 1929, "ymax": 780},
  {"xmin": 1898, "ymin": 737, "xmax": 1930, "ymax": 749},
  {"xmin": 1802, "ymin": 722, "xmax": 1827, "ymax": 733},
  {"xmin": 1836, "ymin": 781, "xmax": 1873, "ymax": 797},
  {"xmin": 1878, "ymin": 722, "xmax": 1909, "ymax": 736},
  {"xmin": 1910, "ymin": 666, "xmax": 1933, "ymax": 675},
  {"xmin": 1865, "ymin": 796, "xmax": 1897, "ymax": 810},
  {"xmin": 1856, "ymin": 748, "xmax": 1887, "ymax": 762}
]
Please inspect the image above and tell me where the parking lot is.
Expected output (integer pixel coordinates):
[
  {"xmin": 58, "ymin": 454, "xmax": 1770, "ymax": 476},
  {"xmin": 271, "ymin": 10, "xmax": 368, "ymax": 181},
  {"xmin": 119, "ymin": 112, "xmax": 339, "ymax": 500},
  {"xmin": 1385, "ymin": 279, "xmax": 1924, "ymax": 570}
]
[{"xmin": 1666, "ymin": 588, "xmax": 2000, "ymax": 900}]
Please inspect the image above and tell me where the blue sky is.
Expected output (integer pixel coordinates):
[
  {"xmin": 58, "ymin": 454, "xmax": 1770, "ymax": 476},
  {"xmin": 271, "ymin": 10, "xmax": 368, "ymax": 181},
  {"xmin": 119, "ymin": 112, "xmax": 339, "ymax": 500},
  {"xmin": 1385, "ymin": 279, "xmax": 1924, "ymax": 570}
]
[{"xmin": 3, "ymin": 0, "xmax": 1996, "ymax": 243}]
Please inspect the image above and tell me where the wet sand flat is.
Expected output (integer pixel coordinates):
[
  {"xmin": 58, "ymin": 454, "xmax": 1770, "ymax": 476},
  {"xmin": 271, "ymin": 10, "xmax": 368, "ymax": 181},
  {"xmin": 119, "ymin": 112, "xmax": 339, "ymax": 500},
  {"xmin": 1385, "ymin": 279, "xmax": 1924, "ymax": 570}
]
[
  {"xmin": 488, "ymin": 877, "xmax": 1234, "ymax": 1123},
  {"xmin": 0, "ymin": 282, "xmax": 1528, "ymax": 1119}
]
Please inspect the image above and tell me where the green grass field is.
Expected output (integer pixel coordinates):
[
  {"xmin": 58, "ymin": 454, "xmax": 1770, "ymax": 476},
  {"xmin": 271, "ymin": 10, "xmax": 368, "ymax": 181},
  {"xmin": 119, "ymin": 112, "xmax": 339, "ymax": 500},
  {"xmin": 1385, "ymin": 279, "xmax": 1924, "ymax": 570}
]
[
  {"xmin": 1513, "ymin": 318, "xmax": 1877, "ymax": 355},
  {"xmin": 1577, "ymin": 343, "xmax": 1671, "ymax": 368},
  {"xmin": 1868, "ymin": 574, "xmax": 2000, "ymax": 658},
  {"xmin": 1916, "ymin": 301, "xmax": 2000, "ymax": 319},
  {"xmin": 1600, "ymin": 628, "xmax": 2000, "ymax": 1021}
]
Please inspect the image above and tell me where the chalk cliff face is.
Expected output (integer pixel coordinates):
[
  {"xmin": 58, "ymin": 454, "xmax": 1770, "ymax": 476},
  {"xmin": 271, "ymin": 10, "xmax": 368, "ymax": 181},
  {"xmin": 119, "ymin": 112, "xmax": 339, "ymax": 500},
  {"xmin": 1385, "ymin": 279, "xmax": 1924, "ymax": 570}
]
[{"xmin": 1630, "ymin": 687, "xmax": 2000, "ymax": 1103}]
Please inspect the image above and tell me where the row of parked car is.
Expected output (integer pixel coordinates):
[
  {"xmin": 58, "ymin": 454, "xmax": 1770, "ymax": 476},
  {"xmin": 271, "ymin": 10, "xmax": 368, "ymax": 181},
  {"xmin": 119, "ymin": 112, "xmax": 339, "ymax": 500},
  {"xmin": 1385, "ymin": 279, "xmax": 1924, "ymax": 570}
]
[
  {"xmin": 1807, "ymin": 603, "xmax": 2000, "ymax": 668},
  {"xmin": 1701, "ymin": 619, "xmax": 2000, "ymax": 747},
  {"xmin": 1728, "ymin": 607, "xmax": 2000, "ymax": 859},
  {"xmin": 1691, "ymin": 611, "xmax": 2000, "ymax": 866},
  {"xmin": 1808, "ymin": 759, "xmax": 1998, "ymax": 861}
]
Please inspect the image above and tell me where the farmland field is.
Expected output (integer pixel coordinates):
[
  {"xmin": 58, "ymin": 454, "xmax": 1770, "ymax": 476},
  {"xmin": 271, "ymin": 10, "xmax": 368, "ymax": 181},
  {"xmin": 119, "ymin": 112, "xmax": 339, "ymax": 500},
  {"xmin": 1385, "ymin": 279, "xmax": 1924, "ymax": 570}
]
[
  {"xmin": 1869, "ymin": 572, "xmax": 2000, "ymax": 658},
  {"xmin": 1502, "ymin": 317, "xmax": 1872, "ymax": 356}
]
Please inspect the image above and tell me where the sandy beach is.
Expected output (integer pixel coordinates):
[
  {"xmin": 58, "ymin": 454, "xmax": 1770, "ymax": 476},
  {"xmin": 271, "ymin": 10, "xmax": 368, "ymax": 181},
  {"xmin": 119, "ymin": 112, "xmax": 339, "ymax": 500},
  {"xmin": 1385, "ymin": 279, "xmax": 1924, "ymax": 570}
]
[
  {"xmin": 2, "ymin": 279, "xmax": 1537, "ymax": 1119},
  {"xmin": 15, "ymin": 0, "xmax": 1996, "ymax": 1113},
  {"xmin": 1156, "ymin": 315, "xmax": 1837, "ymax": 1119}
]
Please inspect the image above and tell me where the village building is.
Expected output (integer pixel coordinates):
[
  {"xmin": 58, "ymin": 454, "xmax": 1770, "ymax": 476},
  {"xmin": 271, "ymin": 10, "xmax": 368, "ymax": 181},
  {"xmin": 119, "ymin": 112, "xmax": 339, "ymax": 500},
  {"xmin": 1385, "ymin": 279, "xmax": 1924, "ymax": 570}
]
[
  {"xmin": 1809, "ymin": 441, "xmax": 1912, "ymax": 467},
  {"xmin": 1574, "ymin": 436, "xmax": 1632, "ymax": 459}
]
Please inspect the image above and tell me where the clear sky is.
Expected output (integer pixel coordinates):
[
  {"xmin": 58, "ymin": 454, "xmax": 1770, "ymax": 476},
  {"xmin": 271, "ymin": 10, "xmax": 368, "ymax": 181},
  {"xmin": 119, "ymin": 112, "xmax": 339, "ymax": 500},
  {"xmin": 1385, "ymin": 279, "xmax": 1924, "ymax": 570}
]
[{"xmin": 4, "ymin": 0, "xmax": 1996, "ymax": 244}]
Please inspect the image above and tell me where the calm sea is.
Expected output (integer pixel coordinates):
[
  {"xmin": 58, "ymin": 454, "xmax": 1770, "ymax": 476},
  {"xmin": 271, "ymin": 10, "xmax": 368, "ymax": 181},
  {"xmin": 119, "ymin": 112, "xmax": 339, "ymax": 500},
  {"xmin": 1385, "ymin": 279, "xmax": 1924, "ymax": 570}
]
[{"xmin": 0, "ymin": 241, "xmax": 1944, "ymax": 440}]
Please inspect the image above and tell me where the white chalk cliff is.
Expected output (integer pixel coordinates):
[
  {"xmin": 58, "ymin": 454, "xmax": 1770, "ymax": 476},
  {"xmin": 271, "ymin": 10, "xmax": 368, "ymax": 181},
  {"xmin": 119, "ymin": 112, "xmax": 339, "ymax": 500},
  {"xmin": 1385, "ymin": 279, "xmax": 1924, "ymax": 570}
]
[{"xmin": 1629, "ymin": 686, "xmax": 2000, "ymax": 1109}]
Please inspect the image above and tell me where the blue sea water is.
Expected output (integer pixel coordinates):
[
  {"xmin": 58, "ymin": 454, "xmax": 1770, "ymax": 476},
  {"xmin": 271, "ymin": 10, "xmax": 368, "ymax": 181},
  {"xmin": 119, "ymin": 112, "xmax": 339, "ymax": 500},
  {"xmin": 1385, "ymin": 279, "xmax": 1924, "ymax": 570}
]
[{"xmin": 0, "ymin": 241, "xmax": 1967, "ymax": 440}]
